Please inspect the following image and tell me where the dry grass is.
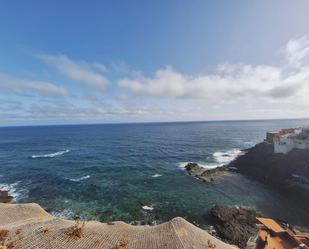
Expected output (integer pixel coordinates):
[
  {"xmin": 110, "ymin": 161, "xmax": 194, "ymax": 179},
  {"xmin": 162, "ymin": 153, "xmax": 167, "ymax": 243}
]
[
  {"xmin": 5, "ymin": 241, "xmax": 14, "ymax": 249},
  {"xmin": 0, "ymin": 229, "xmax": 14, "ymax": 249},
  {"xmin": 41, "ymin": 228, "xmax": 49, "ymax": 234},
  {"xmin": 207, "ymin": 239, "xmax": 217, "ymax": 248},
  {"xmin": 114, "ymin": 235, "xmax": 129, "ymax": 249},
  {"xmin": 65, "ymin": 215, "xmax": 86, "ymax": 239},
  {"xmin": 0, "ymin": 230, "xmax": 9, "ymax": 243}
]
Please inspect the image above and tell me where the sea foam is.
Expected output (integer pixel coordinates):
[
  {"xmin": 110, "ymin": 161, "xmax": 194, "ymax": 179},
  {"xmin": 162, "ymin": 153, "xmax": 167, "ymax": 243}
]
[
  {"xmin": 31, "ymin": 149, "xmax": 70, "ymax": 158},
  {"xmin": 213, "ymin": 148, "xmax": 242, "ymax": 165},
  {"xmin": 51, "ymin": 209, "xmax": 75, "ymax": 219},
  {"xmin": 0, "ymin": 181, "xmax": 28, "ymax": 201},
  {"xmin": 151, "ymin": 174, "xmax": 162, "ymax": 178},
  {"xmin": 178, "ymin": 148, "xmax": 242, "ymax": 170},
  {"xmin": 69, "ymin": 175, "xmax": 90, "ymax": 182}
]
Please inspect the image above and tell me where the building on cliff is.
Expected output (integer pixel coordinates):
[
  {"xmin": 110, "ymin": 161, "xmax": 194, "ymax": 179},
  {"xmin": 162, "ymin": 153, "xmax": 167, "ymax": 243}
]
[
  {"xmin": 266, "ymin": 127, "xmax": 309, "ymax": 154},
  {"xmin": 246, "ymin": 217, "xmax": 309, "ymax": 249}
]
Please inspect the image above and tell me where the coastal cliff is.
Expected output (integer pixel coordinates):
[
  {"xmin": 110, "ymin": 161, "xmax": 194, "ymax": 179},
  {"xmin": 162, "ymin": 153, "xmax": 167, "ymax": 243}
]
[
  {"xmin": 209, "ymin": 206, "xmax": 258, "ymax": 249},
  {"xmin": 229, "ymin": 142, "xmax": 309, "ymax": 204}
]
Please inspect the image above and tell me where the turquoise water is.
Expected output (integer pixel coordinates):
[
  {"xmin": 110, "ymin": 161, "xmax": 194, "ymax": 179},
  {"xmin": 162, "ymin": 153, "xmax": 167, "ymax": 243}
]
[{"xmin": 1, "ymin": 119, "xmax": 309, "ymax": 227}]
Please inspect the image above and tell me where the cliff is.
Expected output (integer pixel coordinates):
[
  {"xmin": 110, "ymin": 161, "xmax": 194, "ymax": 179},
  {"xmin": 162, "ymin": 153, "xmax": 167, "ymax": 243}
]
[
  {"xmin": 229, "ymin": 142, "xmax": 309, "ymax": 204},
  {"xmin": 210, "ymin": 206, "xmax": 258, "ymax": 249}
]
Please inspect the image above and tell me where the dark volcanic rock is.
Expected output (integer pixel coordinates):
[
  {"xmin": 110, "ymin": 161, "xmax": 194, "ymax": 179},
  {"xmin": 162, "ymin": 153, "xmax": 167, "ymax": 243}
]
[
  {"xmin": 184, "ymin": 162, "xmax": 200, "ymax": 172},
  {"xmin": 0, "ymin": 190, "xmax": 13, "ymax": 203},
  {"xmin": 210, "ymin": 205, "xmax": 258, "ymax": 249},
  {"xmin": 184, "ymin": 163, "xmax": 230, "ymax": 182},
  {"xmin": 229, "ymin": 142, "xmax": 309, "ymax": 205}
]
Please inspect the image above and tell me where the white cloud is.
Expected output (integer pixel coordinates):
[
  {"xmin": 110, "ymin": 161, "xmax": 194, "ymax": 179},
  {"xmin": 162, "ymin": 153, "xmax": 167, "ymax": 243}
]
[
  {"xmin": 0, "ymin": 73, "xmax": 69, "ymax": 97},
  {"xmin": 284, "ymin": 36, "xmax": 309, "ymax": 67},
  {"xmin": 38, "ymin": 54, "xmax": 109, "ymax": 89},
  {"xmin": 21, "ymin": 103, "xmax": 168, "ymax": 121},
  {"xmin": 118, "ymin": 37, "xmax": 309, "ymax": 110},
  {"xmin": 3, "ymin": 37, "xmax": 309, "ymax": 125},
  {"xmin": 118, "ymin": 65, "xmax": 306, "ymax": 100}
]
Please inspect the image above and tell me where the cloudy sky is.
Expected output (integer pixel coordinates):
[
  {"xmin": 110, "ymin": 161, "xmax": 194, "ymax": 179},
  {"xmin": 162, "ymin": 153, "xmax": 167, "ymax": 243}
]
[{"xmin": 1, "ymin": 1, "xmax": 309, "ymax": 126}]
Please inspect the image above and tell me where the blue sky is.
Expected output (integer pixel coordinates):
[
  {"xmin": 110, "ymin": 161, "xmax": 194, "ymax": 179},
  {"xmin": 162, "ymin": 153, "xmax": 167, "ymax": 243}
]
[{"xmin": 1, "ymin": 1, "xmax": 309, "ymax": 126}]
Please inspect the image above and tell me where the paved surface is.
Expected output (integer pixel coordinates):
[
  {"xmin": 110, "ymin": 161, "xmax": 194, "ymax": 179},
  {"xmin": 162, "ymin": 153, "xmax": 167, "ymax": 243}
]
[{"xmin": 0, "ymin": 203, "xmax": 238, "ymax": 249}]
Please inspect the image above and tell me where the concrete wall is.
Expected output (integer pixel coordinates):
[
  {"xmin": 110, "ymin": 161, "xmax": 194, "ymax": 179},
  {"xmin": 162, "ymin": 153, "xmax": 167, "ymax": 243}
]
[
  {"xmin": 266, "ymin": 132, "xmax": 276, "ymax": 143},
  {"xmin": 294, "ymin": 139, "xmax": 307, "ymax": 150},
  {"xmin": 274, "ymin": 137, "xmax": 294, "ymax": 154}
]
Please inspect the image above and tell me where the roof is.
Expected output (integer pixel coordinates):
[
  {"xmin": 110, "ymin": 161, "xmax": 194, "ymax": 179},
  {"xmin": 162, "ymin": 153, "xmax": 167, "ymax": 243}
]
[
  {"xmin": 256, "ymin": 217, "xmax": 286, "ymax": 233},
  {"xmin": 258, "ymin": 228, "xmax": 299, "ymax": 249},
  {"xmin": 0, "ymin": 203, "xmax": 238, "ymax": 249},
  {"xmin": 295, "ymin": 233, "xmax": 309, "ymax": 246},
  {"xmin": 265, "ymin": 233, "xmax": 296, "ymax": 249}
]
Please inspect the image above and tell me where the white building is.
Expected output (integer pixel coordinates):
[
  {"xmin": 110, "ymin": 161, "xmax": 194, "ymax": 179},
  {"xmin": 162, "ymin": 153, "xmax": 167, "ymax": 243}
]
[{"xmin": 266, "ymin": 127, "xmax": 309, "ymax": 154}]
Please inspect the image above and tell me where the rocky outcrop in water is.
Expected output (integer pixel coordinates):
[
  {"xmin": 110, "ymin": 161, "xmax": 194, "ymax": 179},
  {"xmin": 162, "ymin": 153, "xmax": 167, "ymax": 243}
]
[
  {"xmin": 185, "ymin": 163, "xmax": 236, "ymax": 182},
  {"xmin": 210, "ymin": 205, "xmax": 258, "ymax": 249}
]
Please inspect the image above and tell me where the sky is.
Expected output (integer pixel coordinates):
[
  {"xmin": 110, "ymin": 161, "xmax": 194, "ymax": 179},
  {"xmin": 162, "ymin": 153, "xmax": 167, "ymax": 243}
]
[{"xmin": 1, "ymin": 1, "xmax": 309, "ymax": 126}]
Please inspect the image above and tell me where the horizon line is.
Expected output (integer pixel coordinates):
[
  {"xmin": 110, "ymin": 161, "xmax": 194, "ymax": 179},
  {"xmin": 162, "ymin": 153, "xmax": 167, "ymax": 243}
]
[{"xmin": 1, "ymin": 117, "xmax": 309, "ymax": 128}]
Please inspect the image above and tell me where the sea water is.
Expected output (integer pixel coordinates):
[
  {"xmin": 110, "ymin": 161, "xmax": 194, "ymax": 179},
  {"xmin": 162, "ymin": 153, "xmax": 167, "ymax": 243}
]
[{"xmin": 1, "ymin": 119, "xmax": 309, "ymax": 227}]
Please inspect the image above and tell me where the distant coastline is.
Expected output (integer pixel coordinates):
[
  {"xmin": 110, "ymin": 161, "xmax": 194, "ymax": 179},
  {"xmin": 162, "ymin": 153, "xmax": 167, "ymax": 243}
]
[{"xmin": 1, "ymin": 117, "xmax": 309, "ymax": 128}]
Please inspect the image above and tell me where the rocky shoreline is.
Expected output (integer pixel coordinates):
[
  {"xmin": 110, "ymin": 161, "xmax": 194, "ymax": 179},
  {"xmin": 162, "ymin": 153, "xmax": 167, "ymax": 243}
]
[
  {"xmin": 184, "ymin": 162, "xmax": 237, "ymax": 182},
  {"xmin": 183, "ymin": 143, "xmax": 309, "ymax": 247},
  {"xmin": 209, "ymin": 205, "xmax": 259, "ymax": 249},
  {"xmin": 229, "ymin": 142, "xmax": 309, "ymax": 206}
]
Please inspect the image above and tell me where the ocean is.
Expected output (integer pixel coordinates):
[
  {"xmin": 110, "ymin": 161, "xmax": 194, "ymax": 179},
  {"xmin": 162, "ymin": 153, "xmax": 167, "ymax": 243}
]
[{"xmin": 1, "ymin": 119, "xmax": 309, "ymax": 227}]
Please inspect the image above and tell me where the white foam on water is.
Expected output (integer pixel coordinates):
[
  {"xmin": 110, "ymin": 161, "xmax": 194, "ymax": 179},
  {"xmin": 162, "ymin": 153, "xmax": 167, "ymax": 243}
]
[
  {"xmin": 178, "ymin": 161, "xmax": 219, "ymax": 170},
  {"xmin": 142, "ymin": 205, "xmax": 154, "ymax": 211},
  {"xmin": 177, "ymin": 162, "xmax": 189, "ymax": 169},
  {"xmin": 213, "ymin": 148, "xmax": 242, "ymax": 165},
  {"xmin": 178, "ymin": 148, "xmax": 243, "ymax": 170},
  {"xmin": 0, "ymin": 181, "xmax": 28, "ymax": 201},
  {"xmin": 51, "ymin": 209, "xmax": 75, "ymax": 219},
  {"xmin": 69, "ymin": 175, "xmax": 90, "ymax": 182},
  {"xmin": 151, "ymin": 174, "xmax": 162, "ymax": 178},
  {"xmin": 31, "ymin": 149, "xmax": 70, "ymax": 158}
]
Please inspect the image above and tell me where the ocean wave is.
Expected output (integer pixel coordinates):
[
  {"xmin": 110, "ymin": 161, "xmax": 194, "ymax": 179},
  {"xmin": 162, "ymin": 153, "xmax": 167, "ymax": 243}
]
[
  {"xmin": 213, "ymin": 148, "xmax": 242, "ymax": 165},
  {"xmin": 178, "ymin": 148, "xmax": 242, "ymax": 170},
  {"xmin": 151, "ymin": 174, "xmax": 162, "ymax": 178},
  {"xmin": 0, "ymin": 181, "xmax": 28, "ymax": 201},
  {"xmin": 51, "ymin": 209, "xmax": 75, "ymax": 219},
  {"xmin": 69, "ymin": 175, "xmax": 90, "ymax": 182},
  {"xmin": 142, "ymin": 205, "xmax": 154, "ymax": 211},
  {"xmin": 31, "ymin": 149, "xmax": 70, "ymax": 158}
]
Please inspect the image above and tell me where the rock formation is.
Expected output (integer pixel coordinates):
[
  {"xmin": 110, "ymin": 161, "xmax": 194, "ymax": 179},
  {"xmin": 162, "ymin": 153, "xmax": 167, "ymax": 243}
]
[
  {"xmin": 229, "ymin": 142, "xmax": 309, "ymax": 206},
  {"xmin": 185, "ymin": 163, "xmax": 233, "ymax": 182},
  {"xmin": 210, "ymin": 205, "xmax": 258, "ymax": 249}
]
